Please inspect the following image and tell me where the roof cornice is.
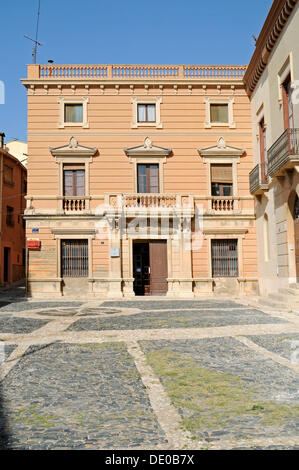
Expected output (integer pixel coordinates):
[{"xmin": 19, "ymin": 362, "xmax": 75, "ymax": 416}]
[{"xmin": 243, "ymin": 0, "xmax": 298, "ymax": 96}]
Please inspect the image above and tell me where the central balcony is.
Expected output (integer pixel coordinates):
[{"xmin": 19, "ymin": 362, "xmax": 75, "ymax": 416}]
[
  {"xmin": 104, "ymin": 193, "xmax": 194, "ymax": 217},
  {"xmin": 267, "ymin": 128, "xmax": 299, "ymax": 177}
]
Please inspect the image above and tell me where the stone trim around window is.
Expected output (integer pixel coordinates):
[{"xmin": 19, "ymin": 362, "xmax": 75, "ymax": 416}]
[
  {"xmin": 50, "ymin": 232, "xmax": 94, "ymax": 279},
  {"xmin": 58, "ymin": 97, "xmax": 89, "ymax": 129},
  {"xmin": 277, "ymin": 53, "xmax": 294, "ymax": 104},
  {"xmin": 198, "ymin": 137, "xmax": 245, "ymax": 199},
  {"xmin": 204, "ymin": 97, "xmax": 235, "ymax": 129},
  {"xmin": 205, "ymin": 233, "xmax": 245, "ymax": 279},
  {"xmin": 131, "ymin": 96, "xmax": 162, "ymax": 129},
  {"xmin": 50, "ymin": 137, "xmax": 97, "ymax": 209},
  {"xmin": 124, "ymin": 137, "xmax": 172, "ymax": 192}
]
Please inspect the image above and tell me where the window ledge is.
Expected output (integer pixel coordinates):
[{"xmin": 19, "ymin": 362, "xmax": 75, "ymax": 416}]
[{"xmin": 205, "ymin": 122, "xmax": 236, "ymax": 129}]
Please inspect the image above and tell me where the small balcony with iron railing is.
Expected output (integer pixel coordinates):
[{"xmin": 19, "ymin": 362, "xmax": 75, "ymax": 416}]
[
  {"xmin": 249, "ymin": 163, "xmax": 269, "ymax": 195},
  {"xmin": 267, "ymin": 128, "xmax": 299, "ymax": 177}
]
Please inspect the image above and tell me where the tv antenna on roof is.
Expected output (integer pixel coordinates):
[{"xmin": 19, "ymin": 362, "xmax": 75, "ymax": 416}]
[{"xmin": 24, "ymin": 0, "xmax": 43, "ymax": 64}]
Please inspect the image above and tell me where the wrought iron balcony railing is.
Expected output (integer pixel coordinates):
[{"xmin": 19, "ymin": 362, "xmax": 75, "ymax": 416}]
[
  {"xmin": 267, "ymin": 128, "xmax": 299, "ymax": 177},
  {"xmin": 249, "ymin": 163, "xmax": 268, "ymax": 195}
]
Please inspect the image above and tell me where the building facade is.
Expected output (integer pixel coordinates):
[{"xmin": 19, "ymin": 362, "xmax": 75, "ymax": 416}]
[
  {"xmin": 245, "ymin": 0, "xmax": 299, "ymax": 299},
  {"xmin": 0, "ymin": 135, "xmax": 27, "ymax": 285},
  {"xmin": 22, "ymin": 64, "xmax": 257, "ymax": 298}
]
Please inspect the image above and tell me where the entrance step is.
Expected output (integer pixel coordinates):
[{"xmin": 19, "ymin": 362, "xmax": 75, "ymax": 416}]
[
  {"xmin": 257, "ymin": 297, "xmax": 294, "ymax": 311},
  {"xmin": 254, "ymin": 283, "xmax": 299, "ymax": 310},
  {"xmin": 270, "ymin": 292, "xmax": 299, "ymax": 305},
  {"xmin": 279, "ymin": 287, "xmax": 299, "ymax": 296}
]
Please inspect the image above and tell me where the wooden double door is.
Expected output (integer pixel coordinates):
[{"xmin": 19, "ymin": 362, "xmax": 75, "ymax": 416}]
[{"xmin": 133, "ymin": 240, "xmax": 168, "ymax": 296}]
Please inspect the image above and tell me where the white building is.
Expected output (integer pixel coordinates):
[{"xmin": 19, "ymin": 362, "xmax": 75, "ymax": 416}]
[{"xmin": 245, "ymin": 0, "xmax": 299, "ymax": 306}]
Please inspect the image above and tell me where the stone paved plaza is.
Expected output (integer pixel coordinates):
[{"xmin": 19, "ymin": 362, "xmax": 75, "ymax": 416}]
[{"xmin": 0, "ymin": 293, "xmax": 298, "ymax": 450}]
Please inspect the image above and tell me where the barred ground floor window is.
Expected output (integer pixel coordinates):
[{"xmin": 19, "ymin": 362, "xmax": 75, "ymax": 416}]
[
  {"xmin": 212, "ymin": 239, "xmax": 238, "ymax": 277},
  {"xmin": 61, "ymin": 239, "xmax": 88, "ymax": 277}
]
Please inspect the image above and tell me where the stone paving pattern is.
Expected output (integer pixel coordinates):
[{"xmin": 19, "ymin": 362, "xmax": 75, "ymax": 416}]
[
  {"xmin": 1, "ymin": 342, "xmax": 166, "ymax": 450},
  {"xmin": 102, "ymin": 300, "xmax": 245, "ymax": 310},
  {"xmin": 68, "ymin": 307, "xmax": 286, "ymax": 332},
  {"xmin": 0, "ymin": 316, "xmax": 49, "ymax": 334},
  {"xmin": 140, "ymin": 338, "xmax": 299, "ymax": 442},
  {"xmin": 246, "ymin": 333, "xmax": 299, "ymax": 361},
  {"xmin": 0, "ymin": 302, "xmax": 83, "ymax": 313},
  {"xmin": 0, "ymin": 296, "xmax": 298, "ymax": 450}
]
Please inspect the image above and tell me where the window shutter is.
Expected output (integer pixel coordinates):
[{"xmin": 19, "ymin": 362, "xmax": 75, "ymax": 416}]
[
  {"xmin": 76, "ymin": 170, "xmax": 85, "ymax": 196},
  {"xmin": 211, "ymin": 164, "xmax": 233, "ymax": 183},
  {"xmin": 137, "ymin": 105, "xmax": 146, "ymax": 122},
  {"xmin": 149, "ymin": 164, "xmax": 159, "ymax": 193},
  {"xmin": 63, "ymin": 170, "xmax": 74, "ymax": 196}
]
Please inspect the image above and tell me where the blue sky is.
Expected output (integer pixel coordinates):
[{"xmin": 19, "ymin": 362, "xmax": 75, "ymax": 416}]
[{"xmin": 0, "ymin": 0, "xmax": 272, "ymax": 142}]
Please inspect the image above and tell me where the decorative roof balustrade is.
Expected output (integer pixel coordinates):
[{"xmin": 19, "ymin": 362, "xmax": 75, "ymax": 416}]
[{"xmin": 26, "ymin": 64, "xmax": 247, "ymax": 81}]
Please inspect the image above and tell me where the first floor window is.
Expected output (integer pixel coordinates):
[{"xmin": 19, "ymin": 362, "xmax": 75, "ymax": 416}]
[
  {"xmin": 61, "ymin": 239, "xmax": 88, "ymax": 277},
  {"xmin": 64, "ymin": 104, "xmax": 83, "ymax": 123},
  {"xmin": 212, "ymin": 239, "xmax": 238, "ymax": 277},
  {"xmin": 63, "ymin": 166, "xmax": 85, "ymax": 196},
  {"xmin": 137, "ymin": 164, "xmax": 159, "ymax": 193},
  {"xmin": 137, "ymin": 104, "xmax": 156, "ymax": 123},
  {"xmin": 211, "ymin": 164, "xmax": 233, "ymax": 196}
]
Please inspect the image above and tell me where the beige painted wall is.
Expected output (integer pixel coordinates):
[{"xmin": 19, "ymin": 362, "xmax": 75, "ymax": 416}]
[
  {"xmin": 249, "ymin": 3, "xmax": 299, "ymax": 296},
  {"xmin": 23, "ymin": 69, "xmax": 257, "ymax": 295}
]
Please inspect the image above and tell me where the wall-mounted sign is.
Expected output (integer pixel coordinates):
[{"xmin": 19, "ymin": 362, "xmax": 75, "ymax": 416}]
[
  {"xmin": 27, "ymin": 239, "xmax": 41, "ymax": 250},
  {"xmin": 32, "ymin": 228, "xmax": 39, "ymax": 233},
  {"xmin": 110, "ymin": 247, "xmax": 120, "ymax": 257}
]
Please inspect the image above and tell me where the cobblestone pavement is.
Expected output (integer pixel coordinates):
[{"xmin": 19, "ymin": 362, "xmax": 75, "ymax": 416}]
[{"xmin": 0, "ymin": 295, "xmax": 298, "ymax": 450}]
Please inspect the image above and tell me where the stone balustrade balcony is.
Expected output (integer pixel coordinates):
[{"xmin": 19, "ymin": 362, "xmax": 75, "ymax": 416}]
[
  {"xmin": 24, "ymin": 194, "xmax": 254, "ymax": 216},
  {"xmin": 25, "ymin": 64, "xmax": 247, "ymax": 83}
]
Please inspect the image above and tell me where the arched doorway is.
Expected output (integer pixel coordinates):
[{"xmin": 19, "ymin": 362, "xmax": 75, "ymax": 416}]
[{"xmin": 294, "ymin": 195, "xmax": 299, "ymax": 281}]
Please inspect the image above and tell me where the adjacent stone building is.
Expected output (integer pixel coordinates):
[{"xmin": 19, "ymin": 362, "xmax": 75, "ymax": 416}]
[
  {"xmin": 245, "ymin": 0, "xmax": 299, "ymax": 302},
  {"xmin": 22, "ymin": 63, "xmax": 257, "ymax": 298}
]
